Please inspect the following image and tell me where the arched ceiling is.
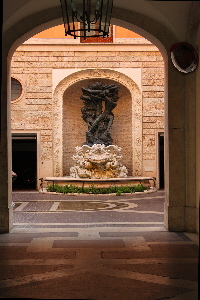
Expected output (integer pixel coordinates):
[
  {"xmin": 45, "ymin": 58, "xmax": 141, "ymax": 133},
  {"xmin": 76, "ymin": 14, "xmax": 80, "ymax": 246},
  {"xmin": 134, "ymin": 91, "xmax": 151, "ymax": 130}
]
[{"xmin": 3, "ymin": 0, "xmax": 193, "ymax": 41}]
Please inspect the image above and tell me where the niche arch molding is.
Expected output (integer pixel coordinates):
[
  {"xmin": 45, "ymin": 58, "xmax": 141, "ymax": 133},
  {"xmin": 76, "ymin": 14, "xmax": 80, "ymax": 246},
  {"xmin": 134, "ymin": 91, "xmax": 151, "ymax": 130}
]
[{"xmin": 53, "ymin": 69, "xmax": 142, "ymax": 177}]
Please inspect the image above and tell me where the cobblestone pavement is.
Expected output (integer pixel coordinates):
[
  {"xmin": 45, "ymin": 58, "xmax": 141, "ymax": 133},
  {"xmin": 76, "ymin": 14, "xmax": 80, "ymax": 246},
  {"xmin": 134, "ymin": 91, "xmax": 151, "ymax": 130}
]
[{"xmin": 0, "ymin": 190, "xmax": 198, "ymax": 299}]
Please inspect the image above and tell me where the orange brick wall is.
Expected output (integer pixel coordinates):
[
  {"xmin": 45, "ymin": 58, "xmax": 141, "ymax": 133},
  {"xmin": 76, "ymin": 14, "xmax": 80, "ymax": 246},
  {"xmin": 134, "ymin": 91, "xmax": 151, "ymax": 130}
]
[{"xmin": 32, "ymin": 25, "xmax": 142, "ymax": 39}]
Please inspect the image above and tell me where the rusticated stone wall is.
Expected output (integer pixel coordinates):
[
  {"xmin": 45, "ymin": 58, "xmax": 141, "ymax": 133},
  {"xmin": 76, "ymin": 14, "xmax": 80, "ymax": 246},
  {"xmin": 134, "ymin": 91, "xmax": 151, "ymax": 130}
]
[
  {"xmin": 142, "ymin": 67, "xmax": 164, "ymax": 176},
  {"xmin": 11, "ymin": 42, "xmax": 164, "ymax": 183}
]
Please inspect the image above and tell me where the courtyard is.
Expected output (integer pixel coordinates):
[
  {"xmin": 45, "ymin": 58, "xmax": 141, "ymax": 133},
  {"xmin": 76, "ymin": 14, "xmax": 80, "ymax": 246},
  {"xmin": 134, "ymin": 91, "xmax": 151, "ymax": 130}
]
[
  {"xmin": 0, "ymin": 190, "xmax": 198, "ymax": 299},
  {"xmin": 12, "ymin": 190, "xmax": 164, "ymax": 229}
]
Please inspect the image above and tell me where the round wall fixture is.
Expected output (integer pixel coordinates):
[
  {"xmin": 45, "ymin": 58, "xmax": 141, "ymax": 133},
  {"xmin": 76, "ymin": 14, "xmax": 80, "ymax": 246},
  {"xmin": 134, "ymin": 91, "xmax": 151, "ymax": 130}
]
[{"xmin": 170, "ymin": 42, "xmax": 198, "ymax": 73}]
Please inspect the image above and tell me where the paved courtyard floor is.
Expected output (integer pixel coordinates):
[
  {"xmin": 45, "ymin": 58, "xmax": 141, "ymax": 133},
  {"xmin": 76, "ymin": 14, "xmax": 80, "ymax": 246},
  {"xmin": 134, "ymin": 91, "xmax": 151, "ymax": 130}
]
[{"xmin": 0, "ymin": 190, "xmax": 198, "ymax": 299}]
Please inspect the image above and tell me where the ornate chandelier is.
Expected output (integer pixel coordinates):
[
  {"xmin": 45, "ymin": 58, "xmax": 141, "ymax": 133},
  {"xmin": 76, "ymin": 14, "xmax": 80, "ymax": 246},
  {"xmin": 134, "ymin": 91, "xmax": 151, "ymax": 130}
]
[{"xmin": 60, "ymin": 0, "xmax": 114, "ymax": 39}]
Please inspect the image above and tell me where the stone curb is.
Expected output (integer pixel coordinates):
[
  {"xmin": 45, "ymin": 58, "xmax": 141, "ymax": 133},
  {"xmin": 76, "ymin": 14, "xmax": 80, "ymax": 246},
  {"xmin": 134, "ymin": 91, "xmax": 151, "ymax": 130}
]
[{"xmin": 39, "ymin": 187, "xmax": 157, "ymax": 196}]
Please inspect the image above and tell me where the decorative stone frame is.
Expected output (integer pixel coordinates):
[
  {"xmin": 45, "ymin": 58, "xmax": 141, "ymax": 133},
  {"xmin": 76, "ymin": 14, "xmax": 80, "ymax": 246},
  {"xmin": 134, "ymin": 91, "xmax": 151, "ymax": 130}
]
[
  {"xmin": 53, "ymin": 69, "xmax": 142, "ymax": 177},
  {"xmin": 11, "ymin": 76, "xmax": 24, "ymax": 103}
]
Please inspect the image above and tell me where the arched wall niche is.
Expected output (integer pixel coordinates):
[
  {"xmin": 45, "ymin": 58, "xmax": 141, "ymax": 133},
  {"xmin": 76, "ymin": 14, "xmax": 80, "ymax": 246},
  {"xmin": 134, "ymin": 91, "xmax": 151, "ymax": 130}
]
[
  {"xmin": 53, "ymin": 69, "xmax": 142, "ymax": 177},
  {"xmin": 62, "ymin": 79, "xmax": 133, "ymax": 176}
]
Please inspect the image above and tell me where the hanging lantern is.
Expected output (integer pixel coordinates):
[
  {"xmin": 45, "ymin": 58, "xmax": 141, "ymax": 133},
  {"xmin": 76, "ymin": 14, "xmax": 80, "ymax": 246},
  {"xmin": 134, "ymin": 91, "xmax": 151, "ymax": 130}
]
[{"xmin": 60, "ymin": 0, "xmax": 114, "ymax": 39}]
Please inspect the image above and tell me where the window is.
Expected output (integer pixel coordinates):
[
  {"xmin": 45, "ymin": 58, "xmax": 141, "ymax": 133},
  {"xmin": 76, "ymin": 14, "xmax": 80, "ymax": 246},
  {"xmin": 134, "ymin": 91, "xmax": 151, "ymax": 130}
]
[
  {"xmin": 11, "ymin": 78, "xmax": 22, "ymax": 101},
  {"xmin": 80, "ymin": 24, "xmax": 113, "ymax": 43}
]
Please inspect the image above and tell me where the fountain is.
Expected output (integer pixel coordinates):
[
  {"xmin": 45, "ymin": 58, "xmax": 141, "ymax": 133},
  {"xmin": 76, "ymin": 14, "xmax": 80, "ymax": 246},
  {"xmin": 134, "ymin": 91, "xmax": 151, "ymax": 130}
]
[
  {"xmin": 70, "ymin": 82, "xmax": 128, "ymax": 179},
  {"xmin": 41, "ymin": 82, "xmax": 156, "ymax": 191}
]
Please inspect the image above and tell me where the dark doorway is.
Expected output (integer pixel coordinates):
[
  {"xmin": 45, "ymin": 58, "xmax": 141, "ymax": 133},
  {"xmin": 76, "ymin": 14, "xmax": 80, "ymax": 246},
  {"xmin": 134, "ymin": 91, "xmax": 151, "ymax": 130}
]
[
  {"xmin": 12, "ymin": 133, "xmax": 37, "ymax": 190},
  {"xmin": 158, "ymin": 133, "xmax": 164, "ymax": 189}
]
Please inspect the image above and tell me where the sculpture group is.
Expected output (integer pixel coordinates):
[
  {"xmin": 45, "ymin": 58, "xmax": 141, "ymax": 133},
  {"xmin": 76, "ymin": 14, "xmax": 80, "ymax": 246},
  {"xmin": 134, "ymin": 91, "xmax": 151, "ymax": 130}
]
[
  {"xmin": 70, "ymin": 144, "xmax": 128, "ymax": 179},
  {"xmin": 70, "ymin": 82, "xmax": 128, "ymax": 179},
  {"xmin": 81, "ymin": 82, "xmax": 119, "ymax": 146}
]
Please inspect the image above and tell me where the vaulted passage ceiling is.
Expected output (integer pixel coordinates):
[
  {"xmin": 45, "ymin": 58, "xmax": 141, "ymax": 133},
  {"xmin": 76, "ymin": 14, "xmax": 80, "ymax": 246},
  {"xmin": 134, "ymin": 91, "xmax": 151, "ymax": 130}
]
[{"xmin": 3, "ymin": 0, "xmax": 193, "ymax": 41}]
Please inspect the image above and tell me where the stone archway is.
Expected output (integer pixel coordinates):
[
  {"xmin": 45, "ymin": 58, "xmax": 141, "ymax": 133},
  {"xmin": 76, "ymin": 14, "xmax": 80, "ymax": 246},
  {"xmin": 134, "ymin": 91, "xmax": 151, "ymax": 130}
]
[
  {"xmin": 2, "ymin": 2, "xmax": 199, "ymax": 233},
  {"xmin": 53, "ymin": 69, "xmax": 142, "ymax": 177}
]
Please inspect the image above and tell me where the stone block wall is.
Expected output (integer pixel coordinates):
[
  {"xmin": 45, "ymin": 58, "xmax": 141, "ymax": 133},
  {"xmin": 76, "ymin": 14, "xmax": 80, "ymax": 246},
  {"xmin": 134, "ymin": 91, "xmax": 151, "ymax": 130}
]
[
  {"xmin": 142, "ymin": 65, "xmax": 164, "ymax": 177},
  {"xmin": 11, "ymin": 41, "xmax": 164, "ymax": 184}
]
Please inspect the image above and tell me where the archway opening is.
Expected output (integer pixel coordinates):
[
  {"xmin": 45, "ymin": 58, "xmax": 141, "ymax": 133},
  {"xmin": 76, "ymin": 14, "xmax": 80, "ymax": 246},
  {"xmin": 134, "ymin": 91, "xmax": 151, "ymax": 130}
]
[
  {"xmin": 3, "ymin": 4, "xmax": 169, "ymax": 232},
  {"xmin": 9, "ymin": 22, "xmax": 165, "ymax": 232}
]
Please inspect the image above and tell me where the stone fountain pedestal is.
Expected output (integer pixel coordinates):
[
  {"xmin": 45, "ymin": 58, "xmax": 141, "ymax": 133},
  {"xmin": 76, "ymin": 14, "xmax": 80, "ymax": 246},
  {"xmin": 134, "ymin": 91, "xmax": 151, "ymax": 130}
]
[{"xmin": 70, "ymin": 144, "xmax": 128, "ymax": 179}]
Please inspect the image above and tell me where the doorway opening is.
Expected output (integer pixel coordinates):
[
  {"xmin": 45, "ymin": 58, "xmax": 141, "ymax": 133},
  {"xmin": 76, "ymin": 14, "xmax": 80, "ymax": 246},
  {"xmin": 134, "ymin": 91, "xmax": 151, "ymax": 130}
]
[
  {"xmin": 12, "ymin": 133, "xmax": 37, "ymax": 190},
  {"xmin": 158, "ymin": 132, "xmax": 164, "ymax": 190}
]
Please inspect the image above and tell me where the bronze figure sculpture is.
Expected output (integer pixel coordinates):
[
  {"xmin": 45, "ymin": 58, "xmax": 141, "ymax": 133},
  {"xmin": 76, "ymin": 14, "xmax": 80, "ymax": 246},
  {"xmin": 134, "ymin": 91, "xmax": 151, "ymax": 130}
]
[{"xmin": 81, "ymin": 82, "xmax": 119, "ymax": 146}]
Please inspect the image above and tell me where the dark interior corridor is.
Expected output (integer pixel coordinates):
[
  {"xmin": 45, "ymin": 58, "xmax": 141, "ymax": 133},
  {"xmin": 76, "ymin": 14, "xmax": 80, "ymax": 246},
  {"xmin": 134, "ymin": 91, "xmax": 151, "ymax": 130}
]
[{"xmin": 12, "ymin": 134, "xmax": 37, "ymax": 190}]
